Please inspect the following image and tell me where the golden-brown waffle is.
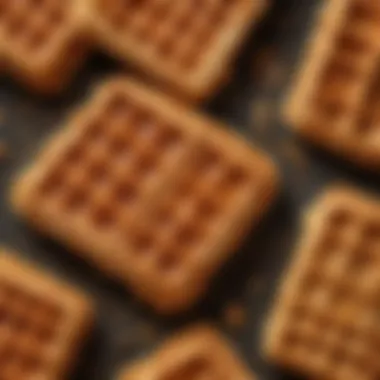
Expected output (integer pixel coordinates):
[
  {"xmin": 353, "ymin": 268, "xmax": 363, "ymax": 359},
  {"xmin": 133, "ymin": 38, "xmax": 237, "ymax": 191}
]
[
  {"xmin": 85, "ymin": 0, "xmax": 267, "ymax": 101},
  {"xmin": 263, "ymin": 186, "xmax": 380, "ymax": 380},
  {"xmin": 284, "ymin": 0, "xmax": 380, "ymax": 170},
  {"xmin": 0, "ymin": 249, "xmax": 92, "ymax": 380},
  {"xmin": 11, "ymin": 77, "xmax": 278, "ymax": 314},
  {"xmin": 118, "ymin": 324, "xmax": 256, "ymax": 380},
  {"xmin": 0, "ymin": 0, "xmax": 88, "ymax": 93},
  {"xmin": 0, "ymin": 0, "xmax": 268, "ymax": 97}
]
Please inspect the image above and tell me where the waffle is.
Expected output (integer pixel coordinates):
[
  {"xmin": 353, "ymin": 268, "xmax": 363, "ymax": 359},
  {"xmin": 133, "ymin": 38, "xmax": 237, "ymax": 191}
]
[
  {"xmin": 118, "ymin": 324, "xmax": 256, "ymax": 380},
  {"xmin": 284, "ymin": 0, "xmax": 380, "ymax": 170},
  {"xmin": 11, "ymin": 77, "xmax": 278, "ymax": 314},
  {"xmin": 85, "ymin": 0, "xmax": 268, "ymax": 101},
  {"xmin": 263, "ymin": 186, "xmax": 380, "ymax": 380},
  {"xmin": 0, "ymin": 1, "xmax": 268, "ymax": 97},
  {"xmin": 0, "ymin": 0, "xmax": 88, "ymax": 93},
  {"xmin": 0, "ymin": 249, "xmax": 92, "ymax": 380}
]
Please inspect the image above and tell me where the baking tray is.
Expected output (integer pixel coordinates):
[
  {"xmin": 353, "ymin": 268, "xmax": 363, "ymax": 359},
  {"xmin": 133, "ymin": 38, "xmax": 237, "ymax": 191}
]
[{"xmin": 1, "ymin": 1, "xmax": 379, "ymax": 379}]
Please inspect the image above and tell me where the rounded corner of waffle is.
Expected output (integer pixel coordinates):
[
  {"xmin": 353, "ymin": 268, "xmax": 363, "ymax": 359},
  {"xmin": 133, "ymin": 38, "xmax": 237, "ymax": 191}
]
[{"xmin": 118, "ymin": 323, "xmax": 256, "ymax": 380}]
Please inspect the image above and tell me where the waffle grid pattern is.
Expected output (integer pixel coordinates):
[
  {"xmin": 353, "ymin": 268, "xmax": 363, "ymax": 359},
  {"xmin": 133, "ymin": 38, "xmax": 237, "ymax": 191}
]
[
  {"xmin": 314, "ymin": 0, "xmax": 380, "ymax": 134},
  {"xmin": 0, "ymin": 252, "xmax": 92, "ymax": 380},
  {"xmin": 96, "ymin": 0, "xmax": 240, "ymax": 70},
  {"xmin": 38, "ymin": 91, "xmax": 185, "ymax": 234},
  {"xmin": 264, "ymin": 188, "xmax": 380, "ymax": 380},
  {"xmin": 0, "ymin": 0, "xmax": 69, "ymax": 54},
  {"xmin": 12, "ymin": 78, "xmax": 278, "ymax": 314},
  {"xmin": 0, "ymin": 0, "xmax": 85, "ymax": 92},
  {"xmin": 118, "ymin": 325, "xmax": 256, "ymax": 380},
  {"xmin": 285, "ymin": 0, "xmax": 380, "ymax": 169},
  {"xmin": 0, "ymin": 280, "xmax": 62, "ymax": 378},
  {"xmin": 0, "ymin": 0, "xmax": 266, "ymax": 98},
  {"xmin": 88, "ymin": 0, "xmax": 266, "ymax": 100},
  {"xmin": 131, "ymin": 141, "xmax": 256, "ymax": 275}
]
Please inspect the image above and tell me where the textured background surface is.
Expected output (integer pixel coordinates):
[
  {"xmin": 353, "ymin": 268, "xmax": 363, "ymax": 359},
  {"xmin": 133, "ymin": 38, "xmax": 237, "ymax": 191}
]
[{"xmin": 1, "ymin": 1, "xmax": 379, "ymax": 379}]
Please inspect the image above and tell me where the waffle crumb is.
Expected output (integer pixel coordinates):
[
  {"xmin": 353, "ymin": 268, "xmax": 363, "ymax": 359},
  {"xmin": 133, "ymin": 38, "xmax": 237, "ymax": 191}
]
[
  {"xmin": 118, "ymin": 323, "xmax": 158, "ymax": 352},
  {"xmin": 265, "ymin": 61, "xmax": 289, "ymax": 89},
  {"xmin": 253, "ymin": 47, "xmax": 275, "ymax": 79},
  {"xmin": 223, "ymin": 302, "xmax": 246, "ymax": 328},
  {"xmin": 0, "ymin": 108, "xmax": 5, "ymax": 125},
  {"xmin": 137, "ymin": 324, "xmax": 159, "ymax": 345},
  {"xmin": 280, "ymin": 139, "xmax": 308, "ymax": 171},
  {"xmin": 0, "ymin": 141, "xmax": 8, "ymax": 160},
  {"xmin": 248, "ymin": 275, "xmax": 267, "ymax": 295},
  {"xmin": 253, "ymin": 47, "xmax": 287, "ymax": 89},
  {"xmin": 251, "ymin": 98, "xmax": 274, "ymax": 133}
]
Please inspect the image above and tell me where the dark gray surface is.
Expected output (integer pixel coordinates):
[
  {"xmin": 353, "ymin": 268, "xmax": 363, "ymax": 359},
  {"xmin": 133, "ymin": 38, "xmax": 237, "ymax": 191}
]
[{"xmin": 0, "ymin": 1, "xmax": 379, "ymax": 379}]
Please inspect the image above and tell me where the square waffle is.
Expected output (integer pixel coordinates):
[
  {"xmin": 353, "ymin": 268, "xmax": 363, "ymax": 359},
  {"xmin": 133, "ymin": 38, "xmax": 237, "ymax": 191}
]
[
  {"xmin": 0, "ymin": 249, "xmax": 92, "ymax": 380},
  {"xmin": 118, "ymin": 324, "xmax": 256, "ymax": 380},
  {"xmin": 11, "ymin": 77, "xmax": 278, "ymax": 314},
  {"xmin": 263, "ymin": 186, "xmax": 380, "ymax": 380},
  {"xmin": 0, "ymin": 0, "xmax": 87, "ymax": 93},
  {"xmin": 284, "ymin": 0, "xmax": 380, "ymax": 170},
  {"xmin": 85, "ymin": 0, "xmax": 268, "ymax": 101}
]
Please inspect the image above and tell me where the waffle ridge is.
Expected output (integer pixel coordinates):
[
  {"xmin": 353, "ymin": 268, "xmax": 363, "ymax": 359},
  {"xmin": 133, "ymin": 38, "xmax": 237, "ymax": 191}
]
[
  {"xmin": 263, "ymin": 186, "xmax": 380, "ymax": 380},
  {"xmin": 0, "ymin": 249, "xmax": 92, "ymax": 380},
  {"xmin": 118, "ymin": 324, "xmax": 256, "ymax": 380},
  {"xmin": 11, "ymin": 77, "xmax": 278, "ymax": 314},
  {"xmin": 0, "ymin": 0, "xmax": 267, "ymax": 98},
  {"xmin": 284, "ymin": 0, "xmax": 380, "ymax": 170}
]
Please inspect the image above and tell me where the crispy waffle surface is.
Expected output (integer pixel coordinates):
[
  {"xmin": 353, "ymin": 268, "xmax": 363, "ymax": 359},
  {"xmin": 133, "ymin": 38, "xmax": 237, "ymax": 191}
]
[
  {"xmin": 0, "ymin": 0, "xmax": 268, "ymax": 99},
  {"xmin": 0, "ymin": 249, "xmax": 93, "ymax": 380},
  {"xmin": 263, "ymin": 186, "xmax": 380, "ymax": 380},
  {"xmin": 10, "ymin": 77, "xmax": 279, "ymax": 315},
  {"xmin": 284, "ymin": 0, "xmax": 380, "ymax": 170},
  {"xmin": 118, "ymin": 324, "xmax": 256, "ymax": 380},
  {"xmin": 85, "ymin": 0, "xmax": 268, "ymax": 101},
  {"xmin": 0, "ymin": 0, "xmax": 88, "ymax": 93}
]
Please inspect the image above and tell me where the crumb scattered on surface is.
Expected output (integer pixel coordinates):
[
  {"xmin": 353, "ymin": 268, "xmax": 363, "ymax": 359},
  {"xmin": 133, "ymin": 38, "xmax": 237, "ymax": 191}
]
[
  {"xmin": 223, "ymin": 302, "xmax": 246, "ymax": 329},
  {"xmin": 253, "ymin": 47, "xmax": 276, "ymax": 79},
  {"xmin": 137, "ymin": 323, "xmax": 159, "ymax": 344},
  {"xmin": 117, "ymin": 323, "xmax": 159, "ymax": 351},
  {"xmin": 117, "ymin": 330, "xmax": 139, "ymax": 353},
  {"xmin": 265, "ymin": 61, "xmax": 289, "ymax": 89},
  {"xmin": 252, "ymin": 47, "xmax": 288, "ymax": 89},
  {"xmin": 0, "ymin": 141, "xmax": 8, "ymax": 161},
  {"xmin": 0, "ymin": 108, "xmax": 5, "ymax": 125},
  {"xmin": 248, "ymin": 276, "xmax": 267, "ymax": 295},
  {"xmin": 251, "ymin": 98, "xmax": 274, "ymax": 133},
  {"xmin": 280, "ymin": 139, "xmax": 309, "ymax": 171}
]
